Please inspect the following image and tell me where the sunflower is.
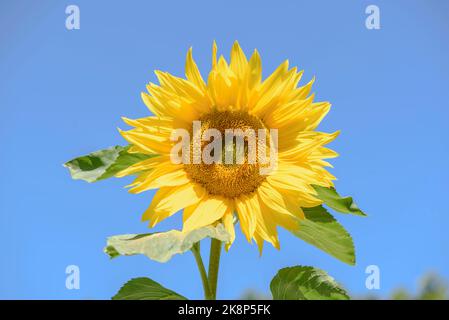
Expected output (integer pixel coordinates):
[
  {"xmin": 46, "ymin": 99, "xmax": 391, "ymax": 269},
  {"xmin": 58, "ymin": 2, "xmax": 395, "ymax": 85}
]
[{"xmin": 117, "ymin": 41, "xmax": 338, "ymax": 253}]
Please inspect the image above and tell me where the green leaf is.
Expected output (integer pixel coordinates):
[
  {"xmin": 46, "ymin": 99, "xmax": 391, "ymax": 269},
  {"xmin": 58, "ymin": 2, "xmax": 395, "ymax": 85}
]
[
  {"xmin": 63, "ymin": 145, "xmax": 152, "ymax": 183},
  {"xmin": 112, "ymin": 277, "xmax": 187, "ymax": 300},
  {"xmin": 291, "ymin": 205, "xmax": 355, "ymax": 265},
  {"xmin": 104, "ymin": 224, "xmax": 230, "ymax": 263},
  {"xmin": 104, "ymin": 245, "xmax": 120, "ymax": 259},
  {"xmin": 270, "ymin": 266, "xmax": 349, "ymax": 300},
  {"xmin": 312, "ymin": 185, "xmax": 367, "ymax": 216}
]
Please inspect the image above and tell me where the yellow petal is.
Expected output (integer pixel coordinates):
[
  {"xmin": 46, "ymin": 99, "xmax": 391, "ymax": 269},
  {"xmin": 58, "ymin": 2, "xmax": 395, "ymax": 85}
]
[
  {"xmin": 257, "ymin": 182, "xmax": 301, "ymax": 230},
  {"xmin": 310, "ymin": 147, "xmax": 339, "ymax": 160},
  {"xmin": 273, "ymin": 182, "xmax": 321, "ymax": 210},
  {"xmin": 252, "ymin": 196, "xmax": 280, "ymax": 249},
  {"xmin": 263, "ymin": 94, "xmax": 314, "ymax": 129},
  {"xmin": 304, "ymin": 102, "xmax": 332, "ymax": 131},
  {"xmin": 127, "ymin": 145, "xmax": 151, "ymax": 154},
  {"xmin": 288, "ymin": 77, "xmax": 315, "ymax": 101},
  {"xmin": 185, "ymin": 48, "xmax": 207, "ymax": 91},
  {"xmin": 212, "ymin": 41, "xmax": 217, "ymax": 69},
  {"xmin": 253, "ymin": 232, "xmax": 264, "ymax": 256},
  {"xmin": 235, "ymin": 194, "xmax": 257, "ymax": 242},
  {"xmin": 222, "ymin": 210, "xmax": 236, "ymax": 251},
  {"xmin": 125, "ymin": 170, "xmax": 152, "ymax": 188},
  {"xmin": 156, "ymin": 72, "xmax": 198, "ymax": 97},
  {"xmin": 236, "ymin": 192, "xmax": 279, "ymax": 249},
  {"xmin": 128, "ymin": 164, "xmax": 189, "ymax": 193},
  {"xmin": 278, "ymin": 102, "xmax": 331, "ymax": 142},
  {"xmin": 250, "ymin": 60, "xmax": 289, "ymax": 115},
  {"xmin": 247, "ymin": 49, "xmax": 262, "ymax": 90},
  {"xmin": 230, "ymin": 41, "xmax": 248, "ymax": 80},
  {"xmin": 141, "ymin": 91, "xmax": 172, "ymax": 118},
  {"xmin": 156, "ymin": 72, "xmax": 211, "ymax": 115},
  {"xmin": 207, "ymin": 60, "xmax": 235, "ymax": 110},
  {"xmin": 115, "ymin": 155, "xmax": 168, "ymax": 178},
  {"xmin": 121, "ymin": 116, "xmax": 174, "ymax": 139},
  {"xmin": 279, "ymin": 131, "xmax": 340, "ymax": 161},
  {"xmin": 183, "ymin": 196, "xmax": 232, "ymax": 232},
  {"xmin": 145, "ymin": 84, "xmax": 200, "ymax": 123},
  {"xmin": 142, "ymin": 184, "xmax": 205, "ymax": 227},
  {"xmin": 267, "ymin": 166, "xmax": 318, "ymax": 194},
  {"xmin": 118, "ymin": 128, "xmax": 172, "ymax": 154}
]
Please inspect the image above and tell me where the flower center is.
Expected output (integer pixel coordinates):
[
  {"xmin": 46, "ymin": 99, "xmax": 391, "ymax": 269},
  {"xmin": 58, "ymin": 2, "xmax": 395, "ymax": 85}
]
[{"xmin": 184, "ymin": 110, "xmax": 267, "ymax": 198}]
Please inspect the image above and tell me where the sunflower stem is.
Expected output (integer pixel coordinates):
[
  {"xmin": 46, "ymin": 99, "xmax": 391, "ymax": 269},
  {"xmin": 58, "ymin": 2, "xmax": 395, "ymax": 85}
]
[
  {"xmin": 191, "ymin": 242, "xmax": 212, "ymax": 300},
  {"xmin": 208, "ymin": 238, "xmax": 222, "ymax": 300}
]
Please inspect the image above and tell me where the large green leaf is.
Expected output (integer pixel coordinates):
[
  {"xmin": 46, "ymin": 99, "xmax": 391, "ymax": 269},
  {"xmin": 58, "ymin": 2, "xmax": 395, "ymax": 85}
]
[
  {"xmin": 112, "ymin": 277, "xmax": 187, "ymax": 300},
  {"xmin": 105, "ymin": 224, "xmax": 230, "ymax": 263},
  {"xmin": 312, "ymin": 185, "xmax": 367, "ymax": 216},
  {"xmin": 291, "ymin": 205, "xmax": 355, "ymax": 265},
  {"xmin": 64, "ymin": 145, "xmax": 152, "ymax": 183},
  {"xmin": 270, "ymin": 266, "xmax": 349, "ymax": 300}
]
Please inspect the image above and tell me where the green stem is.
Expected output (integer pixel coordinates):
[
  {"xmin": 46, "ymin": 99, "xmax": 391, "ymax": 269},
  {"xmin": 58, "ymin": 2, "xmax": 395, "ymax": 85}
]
[
  {"xmin": 207, "ymin": 238, "xmax": 222, "ymax": 300},
  {"xmin": 191, "ymin": 242, "xmax": 212, "ymax": 300}
]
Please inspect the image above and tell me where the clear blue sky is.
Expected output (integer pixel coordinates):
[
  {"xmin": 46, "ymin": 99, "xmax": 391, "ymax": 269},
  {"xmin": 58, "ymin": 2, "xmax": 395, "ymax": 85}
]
[{"xmin": 1, "ymin": 0, "xmax": 448, "ymax": 299}]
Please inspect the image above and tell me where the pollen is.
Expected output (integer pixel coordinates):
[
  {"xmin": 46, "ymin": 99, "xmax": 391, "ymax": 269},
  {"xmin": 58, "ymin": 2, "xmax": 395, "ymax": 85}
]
[{"xmin": 184, "ymin": 109, "xmax": 268, "ymax": 198}]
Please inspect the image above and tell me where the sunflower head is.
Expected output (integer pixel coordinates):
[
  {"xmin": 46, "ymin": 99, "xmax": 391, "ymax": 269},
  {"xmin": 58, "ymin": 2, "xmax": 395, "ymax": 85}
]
[
  {"xmin": 183, "ymin": 109, "xmax": 270, "ymax": 199},
  {"xmin": 117, "ymin": 41, "xmax": 339, "ymax": 253}
]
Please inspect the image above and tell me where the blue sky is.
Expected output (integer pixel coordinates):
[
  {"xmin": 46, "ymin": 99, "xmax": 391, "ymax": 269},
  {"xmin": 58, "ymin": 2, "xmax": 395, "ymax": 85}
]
[{"xmin": 1, "ymin": 0, "xmax": 448, "ymax": 299}]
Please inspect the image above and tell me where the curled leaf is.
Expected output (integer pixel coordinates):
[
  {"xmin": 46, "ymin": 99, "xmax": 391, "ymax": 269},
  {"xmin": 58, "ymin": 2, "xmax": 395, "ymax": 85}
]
[
  {"xmin": 291, "ymin": 205, "xmax": 356, "ymax": 265},
  {"xmin": 105, "ymin": 224, "xmax": 230, "ymax": 263},
  {"xmin": 313, "ymin": 185, "xmax": 367, "ymax": 216},
  {"xmin": 64, "ymin": 145, "xmax": 152, "ymax": 183}
]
